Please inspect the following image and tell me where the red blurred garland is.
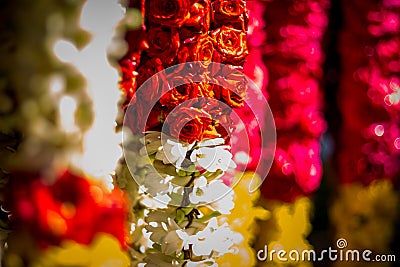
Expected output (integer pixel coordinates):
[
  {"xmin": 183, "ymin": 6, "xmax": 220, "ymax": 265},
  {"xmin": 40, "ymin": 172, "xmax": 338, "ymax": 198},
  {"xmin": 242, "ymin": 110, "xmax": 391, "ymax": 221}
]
[
  {"xmin": 337, "ymin": 0, "xmax": 400, "ymax": 187},
  {"xmin": 260, "ymin": 0, "xmax": 329, "ymax": 202},
  {"xmin": 6, "ymin": 170, "xmax": 128, "ymax": 249}
]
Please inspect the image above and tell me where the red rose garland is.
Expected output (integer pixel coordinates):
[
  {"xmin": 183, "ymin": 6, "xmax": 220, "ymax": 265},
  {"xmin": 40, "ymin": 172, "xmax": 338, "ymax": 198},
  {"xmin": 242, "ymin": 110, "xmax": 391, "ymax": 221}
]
[{"xmin": 120, "ymin": 0, "xmax": 249, "ymax": 143}]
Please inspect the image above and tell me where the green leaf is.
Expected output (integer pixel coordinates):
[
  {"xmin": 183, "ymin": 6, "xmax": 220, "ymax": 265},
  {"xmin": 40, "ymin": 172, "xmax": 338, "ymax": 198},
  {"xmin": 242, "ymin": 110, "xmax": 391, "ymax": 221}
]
[
  {"xmin": 175, "ymin": 209, "xmax": 185, "ymax": 225},
  {"xmin": 181, "ymin": 207, "xmax": 193, "ymax": 215},
  {"xmin": 198, "ymin": 211, "xmax": 221, "ymax": 223},
  {"xmin": 152, "ymin": 243, "xmax": 162, "ymax": 252}
]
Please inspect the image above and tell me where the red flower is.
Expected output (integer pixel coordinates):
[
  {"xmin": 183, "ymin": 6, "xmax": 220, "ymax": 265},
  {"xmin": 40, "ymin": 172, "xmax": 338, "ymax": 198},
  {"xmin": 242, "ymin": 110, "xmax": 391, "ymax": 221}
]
[
  {"xmin": 160, "ymin": 82, "xmax": 214, "ymax": 108},
  {"xmin": 145, "ymin": 26, "xmax": 180, "ymax": 65},
  {"xmin": 119, "ymin": 56, "xmax": 138, "ymax": 103},
  {"xmin": 146, "ymin": 0, "xmax": 193, "ymax": 27},
  {"xmin": 135, "ymin": 58, "xmax": 165, "ymax": 104},
  {"xmin": 261, "ymin": 138, "xmax": 322, "ymax": 202},
  {"xmin": 178, "ymin": 34, "xmax": 215, "ymax": 65},
  {"xmin": 5, "ymin": 170, "xmax": 128, "ymax": 249},
  {"xmin": 213, "ymin": 70, "xmax": 247, "ymax": 108},
  {"xmin": 184, "ymin": 0, "xmax": 210, "ymax": 32},
  {"xmin": 125, "ymin": 102, "xmax": 165, "ymax": 134},
  {"xmin": 211, "ymin": 0, "xmax": 247, "ymax": 31},
  {"xmin": 200, "ymin": 97, "xmax": 234, "ymax": 141},
  {"xmin": 167, "ymin": 107, "xmax": 218, "ymax": 143},
  {"xmin": 213, "ymin": 84, "xmax": 245, "ymax": 108},
  {"xmin": 210, "ymin": 26, "xmax": 248, "ymax": 65}
]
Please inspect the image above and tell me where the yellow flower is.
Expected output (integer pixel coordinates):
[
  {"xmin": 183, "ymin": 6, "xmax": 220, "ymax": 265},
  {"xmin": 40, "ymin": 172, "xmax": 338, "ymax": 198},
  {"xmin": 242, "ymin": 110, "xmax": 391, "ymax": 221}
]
[
  {"xmin": 216, "ymin": 172, "xmax": 270, "ymax": 267},
  {"xmin": 330, "ymin": 180, "xmax": 399, "ymax": 255},
  {"xmin": 32, "ymin": 234, "xmax": 130, "ymax": 267},
  {"xmin": 255, "ymin": 197, "xmax": 314, "ymax": 267}
]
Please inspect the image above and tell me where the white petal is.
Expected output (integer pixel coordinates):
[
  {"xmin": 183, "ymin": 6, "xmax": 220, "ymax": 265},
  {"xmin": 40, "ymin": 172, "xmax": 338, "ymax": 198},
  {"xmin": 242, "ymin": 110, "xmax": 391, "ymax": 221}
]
[{"xmin": 197, "ymin": 138, "xmax": 225, "ymax": 147}]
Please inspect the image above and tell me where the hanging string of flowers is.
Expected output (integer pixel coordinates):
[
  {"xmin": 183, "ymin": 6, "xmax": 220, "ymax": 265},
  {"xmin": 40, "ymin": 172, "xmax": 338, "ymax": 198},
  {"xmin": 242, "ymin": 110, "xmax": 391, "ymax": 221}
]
[
  {"xmin": 235, "ymin": 0, "xmax": 269, "ymax": 172},
  {"xmin": 260, "ymin": 0, "xmax": 329, "ymax": 202},
  {"xmin": 0, "ymin": 1, "xmax": 130, "ymax": 266},
  {"xmin": 115, "ymin": 0, "xmax": 272, "ymax": 266},
  {"xmin": 255, "ymin": 0, "xmax": 329, "ymax": 265},
  {"xmin": 331, "ymin": 0, "xmax": 400, "ymax": 262},
  {"xmin": 116, "ymin": 0, "xmax": 267, "ymax": 266}
]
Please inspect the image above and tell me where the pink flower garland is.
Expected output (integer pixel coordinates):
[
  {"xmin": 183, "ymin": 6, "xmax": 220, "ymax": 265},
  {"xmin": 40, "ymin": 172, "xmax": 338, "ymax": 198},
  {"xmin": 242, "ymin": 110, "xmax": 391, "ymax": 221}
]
[
  {"xmin": 260, "ymin": 0, "xmax": 329, "ymax": 202},
  {"xmin": 337, "ymin": 0, "xmax": 400, "ymax": 186}
]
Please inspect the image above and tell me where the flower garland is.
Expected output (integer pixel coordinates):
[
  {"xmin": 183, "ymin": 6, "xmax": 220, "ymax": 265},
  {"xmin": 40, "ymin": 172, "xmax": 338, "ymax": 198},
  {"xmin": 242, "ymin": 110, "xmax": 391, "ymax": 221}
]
[
  {"xmin": 331, "ymin": 0, "xmax": 400, "ymax": 261},
  {"xmin": 260, "ymin": 0, "xmax": 329, "ymax": 202},
  {"xmin": 257, "ymin": 198, "xmax": 314, "ymax": 267},
  {"xmin": 216, "ymin": 172, "xmax": 270, "ymax": 267},
  {"xmin": 116, "ymin": 0, "xmax": 269, "ymax": 266},
  {"xmin": 235, "ymin": 0, "xmax": 269, "ymax": 172},
  {"xmin": 255, "ymin": 0, "xmax": 329, "ymax": 265},
  {"xmin": 0, "ymin": 1, "xmax": 129, "ymax": 266}
]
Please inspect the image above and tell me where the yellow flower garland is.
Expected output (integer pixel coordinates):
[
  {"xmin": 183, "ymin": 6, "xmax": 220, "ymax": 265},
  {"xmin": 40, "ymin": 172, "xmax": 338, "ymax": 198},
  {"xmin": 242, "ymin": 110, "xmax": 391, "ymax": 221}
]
[
  {"xmin": 330, "ymin": 180, "xmax": 399, "ymax": 267},
  {"xmin": 256, "ymin": 197, "xmax": 314, "ymax": 267},
  {"xmin": 217, "ymin": 172, "xmax": 270, "ymax": 267}
]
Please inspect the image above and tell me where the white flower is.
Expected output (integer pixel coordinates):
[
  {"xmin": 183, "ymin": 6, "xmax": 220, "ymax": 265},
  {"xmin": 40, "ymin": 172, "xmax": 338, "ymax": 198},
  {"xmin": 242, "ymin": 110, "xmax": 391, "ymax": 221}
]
[
  {"xmin": 190, "ymin": 146, "xmax": 236, "ymax": 172},
  {"xmin": 156, "ymin": 139, "xmax": 193, "ymax": 169},
  {"xmin": 186, "ymin": 259, "xmax": 217, "ymax": 267},
  {"xmin": 189, "ymin": 177, "xmax": 234, "ymax": 214},
  {"xmin": 141, "ymin": 193, "xmax": 171, "ymax": 209},
  {"xmin": 197, "ymin": 138, "xmax": 225, "ymax": 147},
  {"xmin": 177, "ymin": 218, "xmax": 243, "ymax": 257},
  {"xmin": 209, "ymin": 190, "xmax": 234, "ymax": 215}
]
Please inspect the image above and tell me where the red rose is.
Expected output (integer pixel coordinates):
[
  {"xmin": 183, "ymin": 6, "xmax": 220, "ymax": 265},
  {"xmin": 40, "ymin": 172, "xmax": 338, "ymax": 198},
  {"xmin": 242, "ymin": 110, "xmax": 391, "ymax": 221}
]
[
  {"xmin": 178, "ymin": 34, "xmax": 215, "ymax": 65},
  {"xmin": 193, "ymin": 82, "xmax": 214, "ymax": 98},
  {"xmin": 210, "ymin": 26, "xmax": 248, "ymax": 65},
  {"xmin": 213, "ymin": 70, "xmax": 247, "ymax": 108},
  {"xmin": 211, "ymin": 0, "xmax": 248, "ymax": 31},
  {"xmin": 199, "ymin": 97, "xmax": 234, "ymax": 141},
  {"xmin": 135, "ymin": 58, "xmax": 165, "ymax": 104},
  {"xmin": 125, "ymin": 102, "xmax": 164, "ymax": 134},
  {"xmin": 160, "ymin": 85, "xmax": 191, "ymax": 107},
  {"xmin": 167, "ymin": 107, "xmax": 218, "ymax": 143},
  {"xmin": 184, "ymin": 0, "xmax": 211, "ymax": 32},
  {"xmin": 213, "ymin": 85, "xmax": 245, "ymax": 108},
  {"xmin": 146, "ymin": 0, "xmax": 192, "ymax": 27},
  {"xmin": 145, "ymin": 26, "xmax": 180, "ymax": 65},
  {"xmin": 160, "ymin": 82, "xmax": 214, "ymax": 107}
]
